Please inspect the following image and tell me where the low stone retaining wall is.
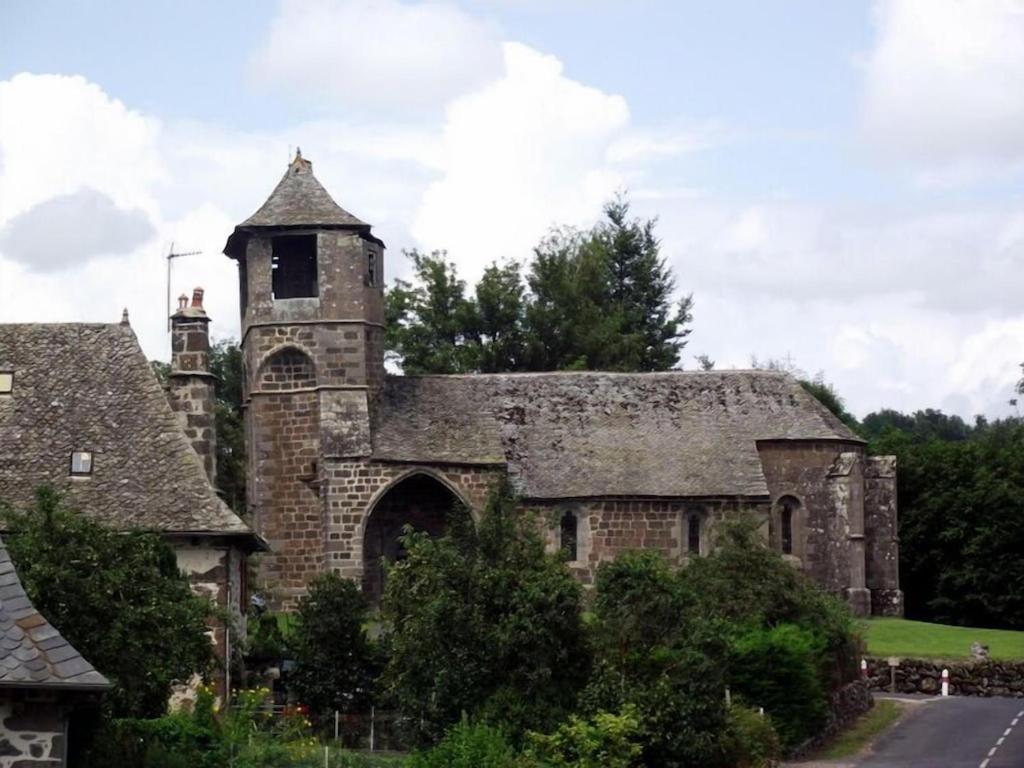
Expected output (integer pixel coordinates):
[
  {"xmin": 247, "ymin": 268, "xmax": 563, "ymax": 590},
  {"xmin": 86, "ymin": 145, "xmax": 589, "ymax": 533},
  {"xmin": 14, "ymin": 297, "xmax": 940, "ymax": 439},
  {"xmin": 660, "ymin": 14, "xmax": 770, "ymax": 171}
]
[
  {"xmin": 788, "ymin": 679, "xmax": 874, "ymax": 759},
  {"xmin": 865, "ymin": 657, "xmax": 1024, "ymax": 697}
]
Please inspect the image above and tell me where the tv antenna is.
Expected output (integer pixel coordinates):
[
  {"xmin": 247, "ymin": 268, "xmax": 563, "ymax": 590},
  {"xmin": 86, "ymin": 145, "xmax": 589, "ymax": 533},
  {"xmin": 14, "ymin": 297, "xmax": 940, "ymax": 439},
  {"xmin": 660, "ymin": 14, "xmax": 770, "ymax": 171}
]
[{"xmin": 166, "ymin": 241, "xmax": 202, "ymax": 332}]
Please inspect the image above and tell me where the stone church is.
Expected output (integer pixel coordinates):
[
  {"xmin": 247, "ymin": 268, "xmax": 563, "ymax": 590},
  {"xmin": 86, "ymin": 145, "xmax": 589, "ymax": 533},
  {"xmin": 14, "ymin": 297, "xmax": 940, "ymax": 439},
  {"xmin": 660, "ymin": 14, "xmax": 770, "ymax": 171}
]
[{"xmin": 222, "ymin": 151, "xmax": 903, "ymax": 618}]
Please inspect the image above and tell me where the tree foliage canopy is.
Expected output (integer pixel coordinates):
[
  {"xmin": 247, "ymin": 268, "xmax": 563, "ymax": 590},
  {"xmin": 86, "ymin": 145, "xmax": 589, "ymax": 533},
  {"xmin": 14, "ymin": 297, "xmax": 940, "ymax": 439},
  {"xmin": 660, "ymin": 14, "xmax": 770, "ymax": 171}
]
[
  {"xmin": 584, "ymin": 517, "xmax": 854, "ymax": 762},
  {"xmin": 2, "ymin": 487, "xmax": 214, "ymax": 718},
  {"xmin": 289, "ymin": 572, "xmax": 380, "ymax": 720},
  {"xmin": 870, "ymin": 417, "xmax": 1024, "ymax": 628},
  {"xmin": 380, "ymin": 479, "xmax": 590, "ymax": 744},
  {"xmin": 386, "ymin": 195, "xmax": 693, "ymax": 374}
]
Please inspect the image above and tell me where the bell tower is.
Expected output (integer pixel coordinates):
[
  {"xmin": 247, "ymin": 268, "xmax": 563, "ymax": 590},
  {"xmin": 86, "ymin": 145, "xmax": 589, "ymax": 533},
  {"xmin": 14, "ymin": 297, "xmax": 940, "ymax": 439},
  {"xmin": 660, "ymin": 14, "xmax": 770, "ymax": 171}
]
[{"xmin": 224, "ymin": 150, "xmax": 385, "ymax": 607}]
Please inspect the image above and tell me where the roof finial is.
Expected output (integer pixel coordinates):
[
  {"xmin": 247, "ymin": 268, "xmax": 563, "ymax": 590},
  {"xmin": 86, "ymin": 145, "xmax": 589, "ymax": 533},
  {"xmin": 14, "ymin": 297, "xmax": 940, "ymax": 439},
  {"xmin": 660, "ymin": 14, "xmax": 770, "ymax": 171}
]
[
  {"xmin": 121, "ymin": 308, "xmax": 130, "ymax": 326},
  {"xmin": 296, "ymin": 146, "xmax": 302, "ymax": 160}
]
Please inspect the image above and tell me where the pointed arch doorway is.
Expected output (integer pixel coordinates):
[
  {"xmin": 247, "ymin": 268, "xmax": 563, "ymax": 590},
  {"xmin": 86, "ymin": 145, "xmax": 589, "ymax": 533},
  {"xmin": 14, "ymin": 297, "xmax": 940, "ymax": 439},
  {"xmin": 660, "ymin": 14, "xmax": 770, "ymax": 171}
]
[{"xmin": 362, "ymin": 473, "xmax": 468, "ymax": 604}]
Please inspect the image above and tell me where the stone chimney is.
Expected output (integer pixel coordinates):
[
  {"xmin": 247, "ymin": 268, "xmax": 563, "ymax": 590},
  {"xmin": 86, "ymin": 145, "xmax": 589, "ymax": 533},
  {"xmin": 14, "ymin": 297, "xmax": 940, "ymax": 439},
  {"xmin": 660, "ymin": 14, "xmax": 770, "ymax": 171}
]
[{"xmin": 169, "ymin": 287, "xmax": 218, "ymax": 487}]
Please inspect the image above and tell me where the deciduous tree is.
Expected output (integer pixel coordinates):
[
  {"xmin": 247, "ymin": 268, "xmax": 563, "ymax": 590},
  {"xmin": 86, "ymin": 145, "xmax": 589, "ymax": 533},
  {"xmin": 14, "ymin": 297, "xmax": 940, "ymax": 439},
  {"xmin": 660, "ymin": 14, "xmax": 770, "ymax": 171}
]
[{"xmin": 3, "ymin": 487, "xmax": 214, "ymax": 718}]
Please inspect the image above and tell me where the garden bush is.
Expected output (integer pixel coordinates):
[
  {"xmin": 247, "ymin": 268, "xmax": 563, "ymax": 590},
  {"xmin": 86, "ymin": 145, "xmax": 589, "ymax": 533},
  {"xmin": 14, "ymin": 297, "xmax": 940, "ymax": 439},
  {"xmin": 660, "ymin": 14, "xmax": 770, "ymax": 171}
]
[
  {"xmin": 524, "ymin": 707, "xmax": 642, "ymax": 768},
  {"xmin": 291, "ymin": 573, "xmax": 381, "ymax": 726},
  {"xmin": 721, "ymin": 704, "xmax": 782, "ymax": 768},
  {"xmin": 583, "ymin": 551, "xmax": 733, "ymax": 767},
  {"xmin": 729, "ymin": 624, "xmax": 828, "ymax": 750},
  {"xmin": 406, "ymin": 721, "xmax": 519, "ymax": 768},
  {"xmin": 382, "ymin": 478, "xmax": 589, "ymax": 744}
]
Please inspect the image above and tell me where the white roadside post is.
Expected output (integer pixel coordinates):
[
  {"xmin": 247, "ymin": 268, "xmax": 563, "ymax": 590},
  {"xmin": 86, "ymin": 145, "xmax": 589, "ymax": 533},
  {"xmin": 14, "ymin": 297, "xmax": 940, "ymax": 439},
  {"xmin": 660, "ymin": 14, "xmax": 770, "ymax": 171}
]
[
  {"xmin": 942, "ymin": 668, "xmax": 950, "ymax": 697},
  {"xmin": 861, "ymin": 658, "xmax": 868, "ymax": 679}
]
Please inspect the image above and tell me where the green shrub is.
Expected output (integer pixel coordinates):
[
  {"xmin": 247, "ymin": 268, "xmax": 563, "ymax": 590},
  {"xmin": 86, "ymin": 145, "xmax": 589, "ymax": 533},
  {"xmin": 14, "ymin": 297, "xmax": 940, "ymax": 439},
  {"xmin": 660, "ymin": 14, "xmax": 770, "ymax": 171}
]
[
  {"xmin": 722, "ymin": 704, "xmax": 782, "ymax": 768},
  {"xmin": 382, "ymin": 478, "xmax": 589, "ymax": 744},
  {"xmin": 584, "ymin": 552, "xmax": 733, "ymax": 767},
  {"xmin": 4, "ymin": 487, "xmax": 214, "ymax": 719},
  {"xmin": 291, "ymin": 573, "xmax": 380, "ymax": 725},
  {"xmin": 729, "ymin": 624, "xmax": 827, "ymax": 750},
  {"xmin": 524, "ymin": 707, "xmax": 642, "ymax": 768},
  {"xmin": 406, "ymin": 721, "xmax": 519, "ymax": 768}
]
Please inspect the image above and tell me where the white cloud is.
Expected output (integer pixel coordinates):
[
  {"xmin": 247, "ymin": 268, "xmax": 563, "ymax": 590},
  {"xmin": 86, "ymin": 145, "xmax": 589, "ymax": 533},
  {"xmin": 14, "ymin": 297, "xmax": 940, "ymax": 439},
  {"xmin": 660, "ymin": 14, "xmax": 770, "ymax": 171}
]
[
  {"xmin": 411, "ymin": 42, "xmax": 631, "ymax": 278},
  {"xmin": 862, "ymin": 0, "xmax": 1024, "ymax": 177},
  {"xmin": 2, "ymin": 46, "xmax": 1021, "ymax": 424},
  {"xmin": 0, "ymin": 189, "xmax": 154, "ymax": 272},
  {"xmin": 251, "ymin": 0, "xmax": 504, "ymax": 111},
  {"xmin": 0, "ymin": 73, "xmax": 164, "ymax": 223}
]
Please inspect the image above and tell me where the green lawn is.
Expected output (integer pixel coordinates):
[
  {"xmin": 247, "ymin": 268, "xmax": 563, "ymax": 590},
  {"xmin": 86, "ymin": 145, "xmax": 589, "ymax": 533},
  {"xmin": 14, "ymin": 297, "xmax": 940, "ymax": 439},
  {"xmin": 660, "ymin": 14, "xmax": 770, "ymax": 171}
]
[
  {"xmin": 814, "ymin": 700, "xmax": 904, "ymax": 760},
  {"xmin": 862, "ymin": 618, "xmax": 1024, "ymax": 660}
]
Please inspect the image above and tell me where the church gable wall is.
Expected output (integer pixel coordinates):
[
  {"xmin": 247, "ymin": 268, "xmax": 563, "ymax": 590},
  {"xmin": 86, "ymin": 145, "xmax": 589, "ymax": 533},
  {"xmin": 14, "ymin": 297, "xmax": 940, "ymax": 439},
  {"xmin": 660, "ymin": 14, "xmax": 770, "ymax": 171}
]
[{"xmin": 756, "ymin": 441, "xmax": 864, "ymax": 596}]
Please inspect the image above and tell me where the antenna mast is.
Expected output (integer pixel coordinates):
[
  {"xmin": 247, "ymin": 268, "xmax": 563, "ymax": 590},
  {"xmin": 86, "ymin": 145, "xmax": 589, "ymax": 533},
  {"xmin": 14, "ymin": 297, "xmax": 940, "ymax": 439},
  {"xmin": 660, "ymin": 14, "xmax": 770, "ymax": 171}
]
[{"xmin": 166, "ymin": 241, "xmax": 202, "ymax": 334}]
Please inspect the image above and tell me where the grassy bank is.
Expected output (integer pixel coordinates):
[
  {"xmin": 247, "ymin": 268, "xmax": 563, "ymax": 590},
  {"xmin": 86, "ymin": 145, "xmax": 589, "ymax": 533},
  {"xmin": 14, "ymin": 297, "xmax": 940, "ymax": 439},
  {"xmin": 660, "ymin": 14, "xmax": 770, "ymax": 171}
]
[
  {"xmin": 812, "ymin": 699, "xmax": 904, "ymax": 760},
  {"xmin": 862, "ymin": 618, "xmax": 1024, "ymax": 660}
]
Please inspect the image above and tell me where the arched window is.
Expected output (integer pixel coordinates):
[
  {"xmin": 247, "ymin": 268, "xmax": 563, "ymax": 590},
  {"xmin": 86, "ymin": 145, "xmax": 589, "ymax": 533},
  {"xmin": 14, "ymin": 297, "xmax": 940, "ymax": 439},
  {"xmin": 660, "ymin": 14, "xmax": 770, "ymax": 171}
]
[
  {"xmin": 776, "ymin": 496, "xmax": 801, "ymax": 556},
  {"xmin": 560, "ymin": 511, "xmax": 578, "ymax": 561},
  {"xmin": 687, "ymin": 513, "xmax": 701, "ymax": 555},
  {"xmin": 781, "ymin": 506, "xmax": 793, "ymax": 554}
]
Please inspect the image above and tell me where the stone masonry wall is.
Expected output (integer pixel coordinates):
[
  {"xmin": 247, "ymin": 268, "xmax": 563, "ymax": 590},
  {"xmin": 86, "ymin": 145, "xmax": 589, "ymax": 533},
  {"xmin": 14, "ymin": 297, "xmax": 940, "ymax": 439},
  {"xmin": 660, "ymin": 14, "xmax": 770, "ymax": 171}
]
[
  {"xmin": 0, "ymin": 692, "xmax": 67, "ymax": 767},
  {"xmin": 866, "ymin": 657, "xmax": 1024, "ymax": 697},
  {"xmin": 865, "ymin": 457, "xmax": 903, "ymax": 616},
  {"xmin": 248, "ymin": 380, "xmax": 322, "ymax": 608},
  {"xmin": 321, "ymin": 461, "xmax": 501, "ymax": 587},
  {"xmin": 169, "ymin": 310, "xmax": 217, "ymax": 486},
  {"xmin": 528, "ymin": 498, "xmax": 766, "ymax": 584},
  {"xmin": 757, "ymin": 441, "xmax": 872, "ymax": 614},
  {"xmin": 171, "ymin": 540, "xmax": 247, "ymax": 697}
]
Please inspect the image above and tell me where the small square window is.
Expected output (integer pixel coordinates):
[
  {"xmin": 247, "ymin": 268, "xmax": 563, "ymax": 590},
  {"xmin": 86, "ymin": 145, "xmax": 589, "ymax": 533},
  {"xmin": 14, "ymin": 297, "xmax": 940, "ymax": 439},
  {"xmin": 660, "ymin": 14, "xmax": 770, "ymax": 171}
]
[
  {"xmin": 70, "ymin": 451, "xmax": 93, "ymax": 476},
  {"xmin": 0, "ymin": 372, "xmax": 12, "ymax": 394}
]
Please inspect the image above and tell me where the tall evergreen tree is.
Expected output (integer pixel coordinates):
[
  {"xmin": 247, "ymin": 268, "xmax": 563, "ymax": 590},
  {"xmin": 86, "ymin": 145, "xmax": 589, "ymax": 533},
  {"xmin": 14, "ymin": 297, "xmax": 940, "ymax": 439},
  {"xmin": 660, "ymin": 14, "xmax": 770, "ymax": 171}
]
[
  {"xmin": 470, "ymin": 261, "xmax": 529, "ymax": 373},
  {"xmin": 586, "ymin": 195, "xmax": 693, "ymax": 371},
  {"xmin": 385, "ymin": 250, "xmax": 478, "ymax": 374},
  {"xmin": 384, "ymin": 194, "xmax": 694, "ymax": 373}
]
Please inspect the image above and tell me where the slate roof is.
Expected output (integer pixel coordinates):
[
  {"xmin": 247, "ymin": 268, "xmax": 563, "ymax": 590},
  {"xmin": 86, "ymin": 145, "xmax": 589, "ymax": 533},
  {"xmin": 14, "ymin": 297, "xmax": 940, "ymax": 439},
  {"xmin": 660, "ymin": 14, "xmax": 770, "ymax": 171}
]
[
  {"xmin": 0, "ymin": 323, "xmax": 253, "ymax": 537},
  {"xmin": 224, "ymin": 150, "xmax": 377, "ymax": 257},
  {"xmin": 0, "ymin": 535, "xmax": 109, "ymax": 689},
  {"xmin": 373, "ymin": 371, "xmax": 863, "ymax": 499}
]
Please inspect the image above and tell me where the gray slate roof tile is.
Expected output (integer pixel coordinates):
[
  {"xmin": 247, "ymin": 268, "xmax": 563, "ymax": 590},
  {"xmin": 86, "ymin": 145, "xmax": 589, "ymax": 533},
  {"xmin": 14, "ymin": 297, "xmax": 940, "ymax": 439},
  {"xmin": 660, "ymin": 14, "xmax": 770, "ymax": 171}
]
[
  {"xmin": 373, "ymin": 371, "xmax": 862, "ymax": 499},
  {"xmin": 239, "ymin": 150, "xmax": 367, "ymax": 229},
  {"xmin": 0, "ymin": 323, "xmax": 251, "ymax": 536},
  {"xmin": 0, "ymin": 536, "xmax": 107, "ymax": 690}
]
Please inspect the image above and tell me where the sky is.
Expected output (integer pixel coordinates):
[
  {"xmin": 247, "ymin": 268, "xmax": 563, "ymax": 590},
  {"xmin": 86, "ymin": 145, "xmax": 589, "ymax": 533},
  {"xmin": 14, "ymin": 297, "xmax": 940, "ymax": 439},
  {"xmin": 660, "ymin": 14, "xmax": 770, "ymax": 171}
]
[{"xmin": 1, "ymin": 0, "xmax": 1022, "ymax": 420}]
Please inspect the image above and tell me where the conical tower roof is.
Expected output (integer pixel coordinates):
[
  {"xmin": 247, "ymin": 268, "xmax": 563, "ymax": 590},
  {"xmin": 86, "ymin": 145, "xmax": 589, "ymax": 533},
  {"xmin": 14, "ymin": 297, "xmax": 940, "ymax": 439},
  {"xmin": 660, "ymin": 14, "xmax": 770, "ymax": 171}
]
[{"xmin": 224, "ymin": 149, "xmax": 379, "ymax": 258}]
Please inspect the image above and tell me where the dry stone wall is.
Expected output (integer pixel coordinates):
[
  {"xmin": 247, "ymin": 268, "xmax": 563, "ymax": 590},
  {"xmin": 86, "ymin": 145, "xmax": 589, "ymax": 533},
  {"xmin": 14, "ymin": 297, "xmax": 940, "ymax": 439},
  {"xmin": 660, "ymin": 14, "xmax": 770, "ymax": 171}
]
[{"xmin": 865, "ymin": 657, "xmax": 1024, "ymax": 697}]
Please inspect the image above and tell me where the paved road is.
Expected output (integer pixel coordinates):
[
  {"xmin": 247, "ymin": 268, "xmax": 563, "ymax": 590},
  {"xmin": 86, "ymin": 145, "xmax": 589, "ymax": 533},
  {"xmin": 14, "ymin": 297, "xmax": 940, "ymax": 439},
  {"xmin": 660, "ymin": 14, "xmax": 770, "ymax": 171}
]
[{"xmin": 859, "ymin": 696, "xmax": 1024, "ymax": 768}]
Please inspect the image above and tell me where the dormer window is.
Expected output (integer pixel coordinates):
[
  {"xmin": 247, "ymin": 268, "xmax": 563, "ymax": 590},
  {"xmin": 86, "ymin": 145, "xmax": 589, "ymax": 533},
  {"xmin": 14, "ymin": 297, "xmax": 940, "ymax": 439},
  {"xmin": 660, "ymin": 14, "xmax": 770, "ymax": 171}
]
[
  {"xmin": 0, "ymin": 372, "xmax": 11, "ymax": 394},
  {"xmin": 271, "ymin": 235, "xmax": 318, "ymax": 300},
  {"xmin": 70, "ymin": 451, "xmax": 93, "ymax": 476}
]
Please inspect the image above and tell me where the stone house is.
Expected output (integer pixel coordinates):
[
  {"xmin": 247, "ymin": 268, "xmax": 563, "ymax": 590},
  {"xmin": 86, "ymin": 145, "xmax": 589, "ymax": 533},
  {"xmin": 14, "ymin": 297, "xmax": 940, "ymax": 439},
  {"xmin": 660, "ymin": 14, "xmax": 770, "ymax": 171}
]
[
  {"xmin": 0, "ymin": 318, "xmax": 264, "ymax": 686},
  {"xmin": 224, "ymin": 151, "xmax": 903, "ymax": 618},
  {"xmin": 0, "ymin": 534, "xmax": 109, "ymax": 768}
]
